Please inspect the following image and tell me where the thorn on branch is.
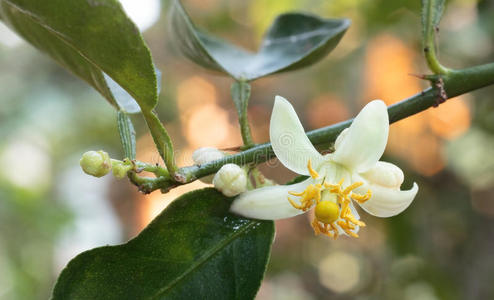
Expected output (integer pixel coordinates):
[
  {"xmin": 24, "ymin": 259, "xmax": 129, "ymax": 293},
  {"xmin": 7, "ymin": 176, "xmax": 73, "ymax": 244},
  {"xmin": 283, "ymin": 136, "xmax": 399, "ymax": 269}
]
[{"xmin": 408, "ymin": 73, "xmax": 447, "ymax": 107}]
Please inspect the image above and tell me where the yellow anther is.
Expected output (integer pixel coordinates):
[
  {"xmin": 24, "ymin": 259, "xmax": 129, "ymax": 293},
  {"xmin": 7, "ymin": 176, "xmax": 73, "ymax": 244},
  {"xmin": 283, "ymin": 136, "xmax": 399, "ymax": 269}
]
[
  {"xmin": 287, "ymin": 184, "xmax": 322, "ymax": 211},
  {"xmin": 307, "ymin": 159, "xmax": 319, "ymax": 179},
  {"xmin": 343, "ymin": 213, "xmax": 366, "ymax": 227},
  {"xmin": 311, "ymin": 218, "xmax": 339, "ymax": 239},
  {"xmin": 315, "ymin": 201, "xmax": 339, "ymax": 224},
  {"xmin": 337, "ymin": 220, "xmax": 359, "ymax": 238},
  {"xmin": 351, "ymin": 190, "xmax": 372, "ymax": 204},
  {"xmin": 343, "ymin": 181, "xmax": 364, "ymax": 194},
  {"xmin": 289, "ymin": 166, "xmax": 372, "ymax": 239}
]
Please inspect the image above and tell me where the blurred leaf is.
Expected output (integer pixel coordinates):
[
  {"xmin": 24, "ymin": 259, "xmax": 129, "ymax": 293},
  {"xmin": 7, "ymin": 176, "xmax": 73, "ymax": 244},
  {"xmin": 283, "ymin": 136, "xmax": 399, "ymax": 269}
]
[
  {"xmin": 421, "ymin": 0, "xmax": 445, "ymax": 43},
  {"xmin": 170, "ymin": 0, "xmax": 350, "ymax": 80},
  {"xmin": 0, "ymin": 0, "xmax": 158, "ymax": 113},
  {"xmin": 117, "ymin": 111, "xmax": 136, "ymax": 160},
  {"xmin": 52, "ymin": 188, "xmax": 275, "ymax": 300}
]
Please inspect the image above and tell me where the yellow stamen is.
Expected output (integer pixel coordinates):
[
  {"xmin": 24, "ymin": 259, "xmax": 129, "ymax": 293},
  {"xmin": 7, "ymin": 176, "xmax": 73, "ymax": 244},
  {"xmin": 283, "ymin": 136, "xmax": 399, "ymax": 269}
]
[
  {"xmin": 343, "ymin": 182, "xmax": 363, "ymax": 194},
  {"xmin": 311, "ymin": 217, "xmax": 338, "ymax": 239},
  {"xmin": 287, "ymin": 184, "xmax": 322, "ymax": 211},
  {"xmin": 351, "ymin": 189, "xmax": 372, "ymax": 204},
  {"xmin": 323, "ymin": 177, "xmax": 370, "ymax": 238},
  {"xmin": 288, "ymin": 161, "xmax": 374, "ymax": 239},
  {"xmin": 307, "ymin": 159, "xmax": 319, "ymax": 179},
  {"xmin": 337, "ymin": 220, "xmax": 359, "ymax": 238}
]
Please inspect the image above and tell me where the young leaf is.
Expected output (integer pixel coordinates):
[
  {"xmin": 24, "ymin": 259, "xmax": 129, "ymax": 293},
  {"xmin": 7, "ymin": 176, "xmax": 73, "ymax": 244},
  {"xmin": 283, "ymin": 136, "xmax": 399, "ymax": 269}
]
[
  {"xmin": 421, "ymin": 0, "xmax": 445, "ymax": 42},
  {"xmin": 0, "ymin": 0, "xmax": 157, "ymax": 112},
  {"xmin": 117, "ymin": 111, "xmax": 137, "ymax": 160},
  {"xmin": 170, "ymin": 0, "xmax": 350, "ymax": 81},
  {"xmin": 52, "ymin": 188, "xmax": 275, "ymax": 300},
  {"xmin": 231, "ymin": 81, "xmax": 254, "ymax": 146},
  {"xmin": 421, "ymin": 0, "xmax": 449, "ymax": 74}
]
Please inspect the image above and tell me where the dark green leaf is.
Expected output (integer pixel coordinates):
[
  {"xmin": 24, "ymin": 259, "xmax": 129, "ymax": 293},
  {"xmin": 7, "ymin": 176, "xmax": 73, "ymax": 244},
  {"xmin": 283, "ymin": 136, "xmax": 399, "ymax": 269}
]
[
  {"xmin": 170, "ymin": 0, "xmax": 350, "ymax": 80},
  {"xmin": 117, "ymin": 111, "xmax": 136, "ymax": 160},
  {"xmin": 52, "ymin": 188, "xmax": 275, "ymax": 300},
  {"xmin": 0, "ymin": 0, "xmax": 157, "ymax": 112}
]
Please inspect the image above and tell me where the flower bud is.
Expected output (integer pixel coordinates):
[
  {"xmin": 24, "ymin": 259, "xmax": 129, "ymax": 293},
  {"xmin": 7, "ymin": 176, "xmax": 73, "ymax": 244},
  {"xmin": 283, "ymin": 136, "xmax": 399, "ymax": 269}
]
[
  {"xmin": 80, "ymin": 150, "xmax": 111, "ymax": 177},
  {"xmin": 192, "ymin": 147, "xmax": 225, "ymax": 183},
  {"xmin": 112, "ymin": 161, "xmax": 133, "ymax": 179},
  {"xmin": 213, "ymin": 164, "xmax": 248, "ymax": 197},
  {"xmin": 192, "ymin": 147, "xmax": 225, "ymax": 165}
]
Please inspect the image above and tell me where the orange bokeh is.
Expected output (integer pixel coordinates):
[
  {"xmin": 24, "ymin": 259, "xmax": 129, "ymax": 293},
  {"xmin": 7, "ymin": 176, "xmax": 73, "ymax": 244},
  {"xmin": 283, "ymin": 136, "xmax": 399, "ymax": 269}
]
[{"xmin": 364, "ymin": 34, "xmax": 471, "ymax": 176}]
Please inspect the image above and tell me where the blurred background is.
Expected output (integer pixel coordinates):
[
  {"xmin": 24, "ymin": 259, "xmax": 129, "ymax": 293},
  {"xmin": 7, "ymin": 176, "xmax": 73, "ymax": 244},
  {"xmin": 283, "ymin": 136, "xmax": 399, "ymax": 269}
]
[{"xmin": 1, "ymin": 0, "xmax": 494, "ymax": 299}]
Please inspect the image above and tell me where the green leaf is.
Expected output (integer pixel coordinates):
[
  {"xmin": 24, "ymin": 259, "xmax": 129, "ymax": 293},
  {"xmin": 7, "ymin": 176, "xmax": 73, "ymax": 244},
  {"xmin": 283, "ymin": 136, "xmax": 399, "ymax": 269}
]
[
  {"xmin": 421, "ymin": 0, "xmax": 449, "ymax": 75},
  {"xmin": 170, "ymin": 0, "xmax": 350, "ymax": 80},
  {"xmin": 0, "ymin": 0, "xmax": 178, "ymax": 170},
  {"xmin": 0, "ymin": 0, "xmax": 158, "ymax": 112},
  {"xmin": 231, "ymin": 81, "xmax": 254, "ymax": 146},
  {"xmin": 52, "ymin": 188, "xmax": 275, "ymax": 300},
  {"xmin": 117, "ymin": 111, "xmax": 136, "ymax": 160},
  {"xmin": 422, "ymin": 0, "xmax": 445, "ymax": 42},
  {"xmin": 231, "ymin": 81, "xmax": 251, "ymax": 118}
]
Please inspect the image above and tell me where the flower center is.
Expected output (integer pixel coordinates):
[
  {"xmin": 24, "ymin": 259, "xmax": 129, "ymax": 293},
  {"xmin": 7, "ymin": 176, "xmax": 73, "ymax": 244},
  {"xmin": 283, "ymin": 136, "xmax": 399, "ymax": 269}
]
[{"xmin": 287, "ymin": 159, "xmax": 372, "ymax": 239}]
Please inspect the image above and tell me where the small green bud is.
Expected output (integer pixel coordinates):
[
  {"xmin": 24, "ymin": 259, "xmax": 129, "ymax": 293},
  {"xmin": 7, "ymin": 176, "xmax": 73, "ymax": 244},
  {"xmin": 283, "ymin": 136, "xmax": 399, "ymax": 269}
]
[
  {"xmin": 112, "ymin": 161, "xmax": 133, "ymax": 179},
  {"xmin": 213, "ymin": 164, "xmax": 248, "ymax": 197},
  {"xmin": 80, "ymin": 150, "xmax": 111, "ymax": 177}
]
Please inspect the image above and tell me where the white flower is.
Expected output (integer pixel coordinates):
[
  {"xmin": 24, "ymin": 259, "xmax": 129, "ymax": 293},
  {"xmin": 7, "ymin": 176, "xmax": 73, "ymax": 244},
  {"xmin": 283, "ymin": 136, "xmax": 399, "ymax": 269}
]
[
  {"xmin": 213, "ymin": 164, "xmax": 248, "ymax": 197},
  {"xmin": 230, "ymin": 96, "xmax": 418, "ymax": 239}
]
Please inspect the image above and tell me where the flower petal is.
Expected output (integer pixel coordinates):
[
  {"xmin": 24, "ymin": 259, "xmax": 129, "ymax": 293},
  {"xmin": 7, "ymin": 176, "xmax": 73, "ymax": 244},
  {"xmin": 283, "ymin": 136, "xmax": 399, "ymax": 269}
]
[
  {"xmin": 230, "ymin": 178, "xmax": 312, "ymax": 220},
  {"xmin": 359, "ymin": 161, "xmax": 404, "ymax": 188},
  {"xmin": 270, "ymin": 96, "xmax": 324, "ymax": 175},
  {"xmin": 355, "ymin": 182, "xmax": 419, "ymax": 218},
  {"xmin": 332, "ymin": 100, "xmax": 389, "ymax": 172}
]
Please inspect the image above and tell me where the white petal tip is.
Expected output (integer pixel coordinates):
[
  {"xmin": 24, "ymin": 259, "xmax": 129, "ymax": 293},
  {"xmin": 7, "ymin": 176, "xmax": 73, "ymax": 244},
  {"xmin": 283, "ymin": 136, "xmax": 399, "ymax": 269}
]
[
  {"xmin": 274, "ymin": 95, "xmax": 289, "ymax": 104},
  {"xmin": 359, "ymin": 182, "xmax": 418, "ymax": 218}
]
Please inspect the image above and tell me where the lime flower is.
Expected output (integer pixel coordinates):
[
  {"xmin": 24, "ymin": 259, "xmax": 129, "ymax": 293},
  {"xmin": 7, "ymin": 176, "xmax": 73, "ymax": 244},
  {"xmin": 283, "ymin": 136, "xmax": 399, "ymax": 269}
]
[{"xmin": 230, "ymin": 96, "xmax": 418, "ymax": 239}]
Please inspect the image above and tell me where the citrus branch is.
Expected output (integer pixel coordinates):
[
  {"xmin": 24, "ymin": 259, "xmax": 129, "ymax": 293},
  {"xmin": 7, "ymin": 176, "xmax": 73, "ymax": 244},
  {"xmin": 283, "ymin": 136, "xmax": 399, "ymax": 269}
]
[{"xmin": 130, "ymin": 62, "xmax": 494, "ymax": 193}]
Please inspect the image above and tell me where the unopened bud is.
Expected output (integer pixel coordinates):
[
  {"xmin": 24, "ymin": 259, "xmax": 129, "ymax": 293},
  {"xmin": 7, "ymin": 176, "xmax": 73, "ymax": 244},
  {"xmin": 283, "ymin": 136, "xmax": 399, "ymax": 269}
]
[
  {"xmin": 80, "ymin": 150, "xmax": 111, "ymax": 177},
  {"xmin": 192, "ymin": 147, "xmax": 225, "ymax": 165},
  {"xmin": 213, "ymin": 164, "xmax": 247, "ymax": 197},
  {"xmin": 192, "ymin": 147, "xmax": 225, "ymax": 183},
  {"xmin": 112, "ymin": 161, "xmax": 133, "ymax": 179}
]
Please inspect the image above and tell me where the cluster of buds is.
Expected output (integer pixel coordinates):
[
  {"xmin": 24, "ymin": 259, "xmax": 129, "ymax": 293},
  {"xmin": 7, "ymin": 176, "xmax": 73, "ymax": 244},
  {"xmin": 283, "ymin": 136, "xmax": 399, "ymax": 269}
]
[
  {"xmin": 79, "ymin": 150, "xmax": 132, "ymax": 179},
  {"xmin": 80, "ymin": 148, "xmax": 250, "ymax": 198}
]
